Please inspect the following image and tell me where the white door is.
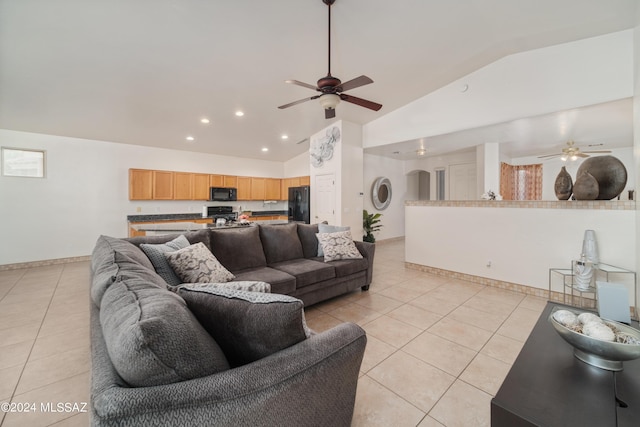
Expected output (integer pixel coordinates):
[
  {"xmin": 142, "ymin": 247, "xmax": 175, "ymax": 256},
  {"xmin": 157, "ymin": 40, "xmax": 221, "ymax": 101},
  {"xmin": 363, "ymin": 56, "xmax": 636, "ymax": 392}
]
[
  {"xmin": 449, "ymin": 163, "xmax": 477, "ymax": 200},
  {"xmin": 314, "ymin": 174, "xmax": 335, "ymax": 224}
]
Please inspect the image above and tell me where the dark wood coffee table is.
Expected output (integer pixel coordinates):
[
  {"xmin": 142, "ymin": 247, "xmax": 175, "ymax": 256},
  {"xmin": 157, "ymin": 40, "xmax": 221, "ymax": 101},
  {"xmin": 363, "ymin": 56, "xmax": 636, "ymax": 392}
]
[{"xmin": 491, "ymin": 302, "xmax": 640, "ymax": 427}]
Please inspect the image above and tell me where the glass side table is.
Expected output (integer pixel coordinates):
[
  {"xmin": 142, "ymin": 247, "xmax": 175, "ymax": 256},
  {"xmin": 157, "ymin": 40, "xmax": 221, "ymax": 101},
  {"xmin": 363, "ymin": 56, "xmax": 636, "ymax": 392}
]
[{"xmin": 548, "ymin": 268, "xmax": 573, "ymax": 305}]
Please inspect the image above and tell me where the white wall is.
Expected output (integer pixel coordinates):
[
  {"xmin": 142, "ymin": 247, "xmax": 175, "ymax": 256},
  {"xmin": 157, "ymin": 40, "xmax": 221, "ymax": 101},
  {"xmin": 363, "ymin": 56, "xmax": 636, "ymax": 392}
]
[
  {"xmin": 406, "ymin": 205, "xmax": 636, "ymax": 291},
  {"xmin": 633, "ymin": 9, "xmax": 640, "ymax": 312},
  {"xmin": 364, "ymin": 30, "xmax": 633, "ymax": 149},
  {"xmin": 340, "ymin": 121, "xmax": 364, "ymax": 237},
  {"xmin": 283, "ymin": 151, "xmax": 310, "ymax": 178},
  {"xmin": 363, "ymin": 153, "xmax": 406, "ymax": 241},
  {"xmin": 405, "ymin": 150, "xmax": 477, "ymax": 200},
  {"xmin": 0, "ymin": 129, "xmax": 286, "ymax": 265}
]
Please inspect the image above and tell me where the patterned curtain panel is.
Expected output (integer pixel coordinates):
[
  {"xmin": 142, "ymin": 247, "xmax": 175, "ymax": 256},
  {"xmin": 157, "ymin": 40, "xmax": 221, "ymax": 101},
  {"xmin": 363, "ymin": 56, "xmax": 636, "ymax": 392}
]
[{"xmin": 500, "ymin": 162, "xmax": 543, "ymax": 200}]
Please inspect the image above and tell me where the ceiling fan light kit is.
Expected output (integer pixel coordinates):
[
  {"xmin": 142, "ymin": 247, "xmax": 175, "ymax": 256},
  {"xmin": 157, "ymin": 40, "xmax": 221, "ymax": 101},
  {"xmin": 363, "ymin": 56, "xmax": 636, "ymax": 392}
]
[
  {"xmin": 539, "ymin": 140, "xmax": 612, "ymax": 161},
  {"xmin": 278, "ymin": 0, "xmax": 382, "ymax": 118}
]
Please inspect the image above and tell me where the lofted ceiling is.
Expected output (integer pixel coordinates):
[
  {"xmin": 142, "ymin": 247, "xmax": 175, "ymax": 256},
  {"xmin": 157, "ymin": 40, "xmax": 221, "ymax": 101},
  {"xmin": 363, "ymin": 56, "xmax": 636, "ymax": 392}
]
[{"xmin": 0, "ymin": 0, "xmax": 637, "ymax": 162}]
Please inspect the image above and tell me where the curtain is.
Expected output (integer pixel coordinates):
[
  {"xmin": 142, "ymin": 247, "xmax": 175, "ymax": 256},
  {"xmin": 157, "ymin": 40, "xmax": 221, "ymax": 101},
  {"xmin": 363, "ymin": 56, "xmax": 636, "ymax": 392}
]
[{"xmin": 500, "ymin": 162, "xmax": 543, "ymax": 200}]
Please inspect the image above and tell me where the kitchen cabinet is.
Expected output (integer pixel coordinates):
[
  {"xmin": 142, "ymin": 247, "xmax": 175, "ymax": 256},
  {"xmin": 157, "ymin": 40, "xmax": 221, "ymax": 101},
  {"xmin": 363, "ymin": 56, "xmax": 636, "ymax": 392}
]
[
  {"xmin": 173, "ymin": 172, "xmax": 193, "ymax": 200},
  {"xmin": 223, "ymin": 175, "xmax": 238, "ymax": 188},
  {"xmin": 129, "ymin": 169, "xmax": 153, "ymax": 200},
  {"xmin": 153, "ymin": 171, "xmax": 174, "ymax": 200},
  {"xmin": 250, "ymin": 177, "xmax": 266, "ymax": 200},
  {"xmin": 210, "ymin": 174, "xmax": 224, "ymax": 187},
  {"xmin": 299, "ymin": 176, "xmax": 310, "ymax": 186},
  {"xmin": 193, "ymin": 173, "xmax": 210, "ymax": 200},
  {"xmin": 279, "ymin": 176, "xmax": 310, "ymax": 200},
  {"xmin": 265, "ymin": 178, "xmax": 281, "ymax": 200},
  {"xmin": 237, "ymin": 177, "xmax": 251, "ymax": 200}
]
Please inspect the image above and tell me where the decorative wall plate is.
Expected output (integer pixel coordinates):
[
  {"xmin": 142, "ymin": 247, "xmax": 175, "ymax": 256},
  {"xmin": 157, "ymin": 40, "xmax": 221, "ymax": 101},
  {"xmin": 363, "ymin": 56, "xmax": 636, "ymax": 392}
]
[
  {"xmin": 310, "ymin": 126, "xmax": 340, "ymax": 168},
  {"xmin": 372, "ymin": 177, "xmax": 392, "ymax": 210}
]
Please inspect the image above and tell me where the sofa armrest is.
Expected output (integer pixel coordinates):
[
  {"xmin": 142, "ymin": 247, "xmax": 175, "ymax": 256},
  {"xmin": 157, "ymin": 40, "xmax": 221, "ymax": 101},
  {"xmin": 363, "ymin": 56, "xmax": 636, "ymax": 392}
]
[
  {"xmin": 91, "ymin": 303, "xmax": 366, "ymax": 427},
  {"xmin": 355, "ymin": 240, "xmax": 376, "ymax": 285}
]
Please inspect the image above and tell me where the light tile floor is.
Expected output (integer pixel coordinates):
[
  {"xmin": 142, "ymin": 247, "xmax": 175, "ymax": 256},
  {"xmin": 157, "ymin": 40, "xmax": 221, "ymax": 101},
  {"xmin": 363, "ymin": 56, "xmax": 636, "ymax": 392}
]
[{"xmin": 0, "ymin": 239, "xmax": 547, "ymax": 426}]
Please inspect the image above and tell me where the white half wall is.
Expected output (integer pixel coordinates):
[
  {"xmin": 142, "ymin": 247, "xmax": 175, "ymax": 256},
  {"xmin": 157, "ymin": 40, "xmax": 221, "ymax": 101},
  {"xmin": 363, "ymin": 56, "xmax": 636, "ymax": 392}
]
[
  {"xmin": 405, "ymin": 205, "xmax": 636, "ymax": 291},
  {"xmin": 0, "ymin": 129, "xmax": 286, "ymax": 265}
]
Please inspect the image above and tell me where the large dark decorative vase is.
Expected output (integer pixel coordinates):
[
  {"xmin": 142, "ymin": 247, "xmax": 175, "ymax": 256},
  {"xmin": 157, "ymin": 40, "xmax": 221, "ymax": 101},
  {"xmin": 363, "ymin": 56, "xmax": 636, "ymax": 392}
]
[
  {"xmin": 575, "ymin": 155, "xmax": 627, "ymax": 200},
  {"xmin": 573, "ymin": 172, "xmax": 599, "ymax": 200},
  {"xmin": 554, "ymin": 166, "xmax": 573, "ymax": 200}
]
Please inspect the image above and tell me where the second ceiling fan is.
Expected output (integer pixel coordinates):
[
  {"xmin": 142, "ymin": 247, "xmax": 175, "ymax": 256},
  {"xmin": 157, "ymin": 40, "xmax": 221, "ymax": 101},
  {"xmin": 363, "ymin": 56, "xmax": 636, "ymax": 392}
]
[{"xmin": 278, "ymin": 0, "xmax": 382, "ymax": 119}]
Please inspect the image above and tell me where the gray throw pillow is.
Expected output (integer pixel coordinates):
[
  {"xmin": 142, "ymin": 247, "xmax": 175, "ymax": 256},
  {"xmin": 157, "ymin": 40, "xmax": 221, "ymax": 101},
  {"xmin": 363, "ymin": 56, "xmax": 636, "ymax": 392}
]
[
  {"xmin": 178, "ymin": 287, "xmax": 311, "ymax": 367},
  {"xmin": 140, "ymin": 235, "xmax": 190, "ymax": 286},
  {"xmin": 317, "ymin": 224, "xmax": 350, "ymax": 256},
  {"xmin": 100, "ymin": 277, "xmax": 230, "ymax": 387},
  {"xmin": 165, "ymin": 242, "xmax": 235, "ymax": 283},
  {"xmin": 316, "ymin": 230, "xmax": 364, "ymax": 262},
  {"xmin": 259, "ymin": 223, "xmax": 304, "ymax": 264}
]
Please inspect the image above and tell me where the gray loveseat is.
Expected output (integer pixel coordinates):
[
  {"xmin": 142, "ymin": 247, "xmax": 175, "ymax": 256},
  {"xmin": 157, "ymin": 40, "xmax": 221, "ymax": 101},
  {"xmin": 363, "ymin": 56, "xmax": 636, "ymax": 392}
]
[{"xmin": 89, "ymin": 223, "xmax": 371, "ymax": 426}]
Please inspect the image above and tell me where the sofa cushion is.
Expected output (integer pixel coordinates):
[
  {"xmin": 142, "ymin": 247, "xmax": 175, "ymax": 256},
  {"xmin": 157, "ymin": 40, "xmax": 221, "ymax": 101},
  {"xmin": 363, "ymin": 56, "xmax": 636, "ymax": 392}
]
[
  {"xmin": 140, "ymin": 235, "xmax": 190, "ymax": 286},
  {"xmin": 178, "ymin": 287, "xmax": 310, "ymax": 367},
  {"xmin": 259, "ymin": 223, "xmax": 304, "ymax": 264},
  {"xmin": 113, "ymin": 252, "xmax": 168, "ymax": 288},
  {"xmin": 165, "ymin": 242, "xmax": 235, "ymax": 283},
  {"xmin": 317, "ymin": 230, "xmax": 364, "ymax": 262},
  {"xmin": 297, "ymin": 223, "xmax": 320, "ymax": 258},
  {"xmin": 320, "ymin": 257, "xmax": 369, "ymax": 278},
  {"xmin": 126, "ymin": 229, "xmax": 211, "ymax": 251},
  {"xmin": 270, "ymin": 259, "xmax": 335, "ymax": 289},
  {"xmin": 91, "ymin": 235, "xmax": 155, "ymax": 307},
  {"xmin": 209, "ymin": 226, "xmax": 266, "ymax": 272},
  {"xmin": 100, "ymin": 277, "xmax": 229, "ymax": 387},
  {"xmin": 317, "ymin": 223, "xmax": 350, "ymax": 256},
  {"xmin": 232, "ymin": 267, "xmax": 296, "ymax": 295}
]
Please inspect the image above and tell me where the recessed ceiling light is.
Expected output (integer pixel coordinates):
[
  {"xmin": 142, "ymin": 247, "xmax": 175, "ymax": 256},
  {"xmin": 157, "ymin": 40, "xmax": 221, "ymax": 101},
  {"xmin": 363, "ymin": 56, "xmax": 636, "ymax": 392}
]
[
  {"xmin": 186, "ymin": 136, "xmax": 195, "ymax": 141},
  {"xmin": 235, "ymin": 111, "xmax": 244, "ymax": 117},
  {"xmin": 261, "ymin": 147, "xmax": 269, "ymax": 152},
  {"xmin": 281, "ymin": 135, "xmax": 289, "ymax": 140},
  {"xmin": 200, "ymin": 118, "xmax": 210, "ymax": 124}
]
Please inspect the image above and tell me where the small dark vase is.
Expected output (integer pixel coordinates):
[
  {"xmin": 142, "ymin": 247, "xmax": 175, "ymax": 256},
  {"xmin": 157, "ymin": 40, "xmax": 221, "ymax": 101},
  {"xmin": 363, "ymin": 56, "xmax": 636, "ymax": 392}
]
[
  {"xmin": 554, "ymin": 166, "xmax": 573, "ymax": 200},
  {"xmin": 573, "ymin": 172, "xmax": 599, "ymax": 200}
]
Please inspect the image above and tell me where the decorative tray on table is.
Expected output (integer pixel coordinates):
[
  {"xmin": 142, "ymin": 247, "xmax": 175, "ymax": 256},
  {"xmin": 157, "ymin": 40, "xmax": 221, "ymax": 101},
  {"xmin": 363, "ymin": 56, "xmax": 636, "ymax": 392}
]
[{"xmin": 549, "ymin": 306, "xmax": 640, "ymax": 371}]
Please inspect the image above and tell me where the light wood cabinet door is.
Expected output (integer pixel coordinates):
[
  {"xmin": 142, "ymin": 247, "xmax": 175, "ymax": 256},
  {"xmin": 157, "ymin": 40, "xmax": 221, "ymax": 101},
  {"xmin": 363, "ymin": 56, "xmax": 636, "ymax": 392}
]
[
  {"xmin": 153, "ymin": 171, "xmax": 174, "ymax": 200},
  {"xmin": 210, "ymin": 175, "xmax": 224, "ymax": 187},
  {"xmin": 299, "ymin": 176, "xmax": 310, "ymax": 186},
  {"xmin": 289, "ymin": 177, "xmax": 301, "ymax": 187},
  {"xmin": 223, "ymin": 175, "xmax": 238, "ymax": 188},
  {"xmin": 265, "ymin": 178, "xmax": 281, "ymax": 200},
  {"xmin": 193, "ymin": 173, "xmax": 210, "ymax": 200},
  {"xmin": 129, "ymin": 169, "xmax": 153, "ymax": 200},
  {"xmin": 251, "ymin": 177, "xmax": 266, "ymax": 200},
  {"xmin": 280, "ymin": 179, "xmax": 288, "ymax": 200},
  {"xmin": 237, "ymin": 176, "xmax": 251, "ymax": 200},
  {"xmin": 173, "ymin": 172, "xmax": 193, "ymax": 200}
]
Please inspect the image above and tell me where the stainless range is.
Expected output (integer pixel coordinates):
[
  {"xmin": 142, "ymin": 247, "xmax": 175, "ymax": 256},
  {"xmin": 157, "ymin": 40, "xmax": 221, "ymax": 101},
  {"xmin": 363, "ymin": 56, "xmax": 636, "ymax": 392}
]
[{"xmin": 206, "ymin": 206, "xmax": 238, "ymax": 222}]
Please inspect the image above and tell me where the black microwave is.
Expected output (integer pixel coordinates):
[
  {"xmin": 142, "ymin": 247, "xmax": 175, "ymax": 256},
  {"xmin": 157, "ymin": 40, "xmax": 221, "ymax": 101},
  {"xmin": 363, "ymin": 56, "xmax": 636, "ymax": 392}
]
[{"xmin": 209, "ymin": 187, "xmax": 237, "ymax": 201}]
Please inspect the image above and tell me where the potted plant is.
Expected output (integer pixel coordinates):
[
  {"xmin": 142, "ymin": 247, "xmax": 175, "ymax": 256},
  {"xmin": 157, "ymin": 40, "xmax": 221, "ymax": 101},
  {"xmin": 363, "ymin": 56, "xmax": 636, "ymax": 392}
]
[{"xmin": 363, "ymin": 210, "xmax": 383, "ymax": 243}]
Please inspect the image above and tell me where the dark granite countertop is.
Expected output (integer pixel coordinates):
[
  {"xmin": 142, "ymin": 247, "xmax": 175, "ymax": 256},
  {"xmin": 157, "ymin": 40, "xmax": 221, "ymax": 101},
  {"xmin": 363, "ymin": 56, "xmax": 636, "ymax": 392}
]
[
  {"xmin": 127, "ymin": 211, "xmax": 288, "ymax": 222},
  {"xmin": 248, "ymin": 210, "xmax": 287, "ymax": 216}
]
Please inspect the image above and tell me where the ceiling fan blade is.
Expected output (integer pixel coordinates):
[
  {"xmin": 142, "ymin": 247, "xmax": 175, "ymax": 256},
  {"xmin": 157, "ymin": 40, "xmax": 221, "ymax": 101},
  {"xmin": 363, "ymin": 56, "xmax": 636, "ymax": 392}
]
[
  {"xmin": 340, "ymin": 94, "xmax": 382, "ymax": 111},
  {"xmin": 582, "ymin": 150, "xmax": 612, "ymax": 154},
  {"xmin": 285, "ymin": 80, "xmax": 318, "ymax": 91},
  {"xmin": 325, "ymin": 108, "xmax": 336, "ymax": 119},
  {"xmin": 576, "ymin": 152, "xmax": 590, "ymax": 158},
  {"xmin": 278, "ymin": 95, "xmax": 320, "ymax": 109},
  {"xmin": 338, "ymin": 75, "xmax": 373, "ymax": 92},
  {"xmin": 537, "ymin": 153, "xmax": 561, "ymax": 158}
]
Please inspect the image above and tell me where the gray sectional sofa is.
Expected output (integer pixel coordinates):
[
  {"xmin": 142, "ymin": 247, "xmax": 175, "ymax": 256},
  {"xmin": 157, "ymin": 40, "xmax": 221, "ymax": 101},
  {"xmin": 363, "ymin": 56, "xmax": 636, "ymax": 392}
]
[{"xmin": 89, "ymin": 222, "xmax": 373, "ymax": 426}]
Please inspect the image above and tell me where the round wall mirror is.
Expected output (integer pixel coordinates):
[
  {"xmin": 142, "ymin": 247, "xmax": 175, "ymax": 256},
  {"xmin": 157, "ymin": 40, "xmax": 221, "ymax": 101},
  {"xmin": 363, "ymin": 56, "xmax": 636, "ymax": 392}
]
[{"xmin": 372, "ymin": 177, "xmax": 392, "ymax": 210}]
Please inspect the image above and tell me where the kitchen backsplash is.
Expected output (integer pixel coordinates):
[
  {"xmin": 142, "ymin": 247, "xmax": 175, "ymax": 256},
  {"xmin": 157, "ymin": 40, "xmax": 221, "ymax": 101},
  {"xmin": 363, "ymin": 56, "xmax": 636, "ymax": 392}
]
[{"xmin": 129, "ymin": 200, "xmax": 287, "ymax": 215}]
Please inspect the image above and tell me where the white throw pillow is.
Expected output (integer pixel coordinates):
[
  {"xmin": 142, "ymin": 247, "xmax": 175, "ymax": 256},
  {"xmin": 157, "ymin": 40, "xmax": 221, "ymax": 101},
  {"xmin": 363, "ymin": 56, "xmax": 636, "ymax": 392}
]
[
  {"xmin": 165, "ymin": 242, "xmax": 235, "ymax": 283},
  {"xmin": 316, "ymin": 230, "xmax": 363, "ymax": 262},
  {"xmin": 316, "ymin": 223, "xmax": 350, "ymax": 256}
]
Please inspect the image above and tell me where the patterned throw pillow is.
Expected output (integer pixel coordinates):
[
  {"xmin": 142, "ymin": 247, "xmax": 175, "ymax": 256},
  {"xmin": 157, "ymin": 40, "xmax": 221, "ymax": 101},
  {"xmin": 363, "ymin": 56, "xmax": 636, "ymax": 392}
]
[
  {"xmin": 140, "ymin": 235, "xmax": 190, "ymax": 286},
  {"xmin": 165, "ymin": 243, "xmax": 235, "ymax": 284},
  {"xmin": 316, "ymin": 230, "xmax": 363, "ymax": 262},
  {"xmin": 316, "ymin": 223, "xmax": 350, "ymax": 256}
]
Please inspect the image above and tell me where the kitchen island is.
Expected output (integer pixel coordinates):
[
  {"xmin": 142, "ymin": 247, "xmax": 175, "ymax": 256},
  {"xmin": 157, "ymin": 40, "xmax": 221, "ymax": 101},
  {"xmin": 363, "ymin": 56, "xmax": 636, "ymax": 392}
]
[{"xmin": 129, "ymin": 221, "xmax": 262, "ymax": 236}]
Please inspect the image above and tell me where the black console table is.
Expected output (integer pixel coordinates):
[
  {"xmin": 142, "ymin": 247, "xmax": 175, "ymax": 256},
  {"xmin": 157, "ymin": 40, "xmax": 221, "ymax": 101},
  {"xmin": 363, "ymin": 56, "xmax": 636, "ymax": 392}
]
[{"xmin": 491, "ymin": 302, "xmax": 640, "ymax": 427}]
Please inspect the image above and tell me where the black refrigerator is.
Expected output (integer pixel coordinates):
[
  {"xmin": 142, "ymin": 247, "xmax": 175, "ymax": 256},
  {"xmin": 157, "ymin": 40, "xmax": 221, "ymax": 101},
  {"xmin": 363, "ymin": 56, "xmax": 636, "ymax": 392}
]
[{"xmin": 288, "ymin": 186, "xmax": 310, "ymax": 224}]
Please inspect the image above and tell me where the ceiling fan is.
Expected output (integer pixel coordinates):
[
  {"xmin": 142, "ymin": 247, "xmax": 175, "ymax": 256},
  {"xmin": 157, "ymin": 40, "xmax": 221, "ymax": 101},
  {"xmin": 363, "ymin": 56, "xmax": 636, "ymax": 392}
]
[
  {"xmin": 537, "ymin": 140, "xmax": 611, "ymax": 161},
  {"xmin": 277, "ymin": 0, "xmax": 382, "ymax": 119}
]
